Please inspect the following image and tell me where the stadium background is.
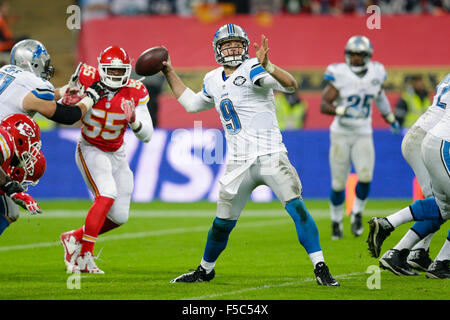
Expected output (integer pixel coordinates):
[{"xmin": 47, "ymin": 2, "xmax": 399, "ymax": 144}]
[{"xmin": 5, "ymin": 0, "xmax": 450, "ymax": 202}]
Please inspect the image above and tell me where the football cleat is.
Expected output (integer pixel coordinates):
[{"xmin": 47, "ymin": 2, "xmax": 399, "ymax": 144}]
[
  {"xmin": 331, "ymin": 221, "xmax": 343, "ymax": 240},
  {"xmin": 367, "ymin": 217, "xmax": 394, "ymax": 258},
  {"xmin": 379, "ymin": 249, "xmax": 419, "ymax": 276},
  {"xmin": 74, "ymin": 251, "xmax": 104, "ymax": 274},
  {"xmin": 425, "ymin": 260, "xmax": 450, "ymax": 279},
  {"xmin": 350, "ymin": 212, "xmax": 363, "ymax": 237},
  {"xmin": 60, "ymin": 230, "xmax": 81, "ymax": 273},
  {"xmin": 407, "ymin": 248, "xmax": 433, "ymax": 271},
  {"xmin": 314, "ymin": 262, "xmax": 340, "ymax": 286},
  {"xmin": 170, "ymin": 265, "xmax": 215, "ymax": 283}
]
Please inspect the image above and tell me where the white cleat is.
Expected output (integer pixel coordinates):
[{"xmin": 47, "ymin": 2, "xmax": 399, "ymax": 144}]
[
  {"xmin": 74, "ymin": 251, "xmax": 105, "ymax": 274},
  {"xmin": 60, "ymin": 230, "xmax": 81, "ymax": 273}
]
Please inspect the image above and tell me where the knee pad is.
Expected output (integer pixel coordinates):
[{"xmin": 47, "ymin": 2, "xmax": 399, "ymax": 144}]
[
  {"xmin": 209, "ymin": 217, "xmax": 237, "ymax": 242},
  {"xmin": 330, "ymin": 189, "xmax": 345, "ymax": 206},
  {"xmin": 355, "ymin": 181, "xmax": 371, "ymax": 200},
  {"xmin": 410, "ymin": 198, "xmax": 443, "ymax": 221},
  {"xmin": 411, "ymin": 220, "xmax": 443, "ymax": 238}
]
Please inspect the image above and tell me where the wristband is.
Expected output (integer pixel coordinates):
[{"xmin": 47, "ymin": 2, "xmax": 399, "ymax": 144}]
[
  {"xmin": 78, "ymin": 96, "xmax": 94, "ymax": 111},
  {"xmin": 335, "ymin": 106, "xmax": 346, "ymax": 116},
  {"xmin": 58, "ymin": 84, "xmax": 69, "ymax": 97},
  {"xmin": 130, "ymin": 120, "xmax": 142, "ymax": 132},
  {"xmin": 264, "ymin": 61, "xmax": 275, "ymax": 74},
  {"xmin": 384, "ymin": 112, "xmax": 395, "ymax": 124}
]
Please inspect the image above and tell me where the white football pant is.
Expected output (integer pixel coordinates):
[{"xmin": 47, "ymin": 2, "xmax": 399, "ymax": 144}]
[{"xmin": 75, "ymin": 137, "xmax": 134, "ymax": 225}]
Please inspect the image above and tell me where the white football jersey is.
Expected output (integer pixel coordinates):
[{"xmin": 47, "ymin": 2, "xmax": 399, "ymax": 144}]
[
  {"xmin": 324, "ymin": 61, "xmax": 387, "ymax": 134},
  {"xmin": 413, "ymin": 73, "xmax": 449, "ymax": 132},
  {"xmin": 428, "ymin": 73, "xmax": 450, "ymax": 140},
  {"xmin": 0, "ymin": 64, "xmax": 54, "ymax": 120},
  {"xmin": 200, "ymin": 58, "xmax": 287, "ymax": 160}
]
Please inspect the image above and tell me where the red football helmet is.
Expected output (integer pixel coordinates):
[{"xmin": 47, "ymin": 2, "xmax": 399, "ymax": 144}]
[
  {"xmin": 97, "ymin": 45, "xmax": 132, "ymax": 89},
  {"xmin": 1, "ymin": 114, "xmax": 41, "ymax": 177},
  {"xmin": 8, "ymin": 150, "xmax": 46, "ymax": 191}
]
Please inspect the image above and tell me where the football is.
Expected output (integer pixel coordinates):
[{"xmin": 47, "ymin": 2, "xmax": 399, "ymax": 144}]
[{"xmin": 135, "ymin": 46, "xmax": 168, "ymax": 76}]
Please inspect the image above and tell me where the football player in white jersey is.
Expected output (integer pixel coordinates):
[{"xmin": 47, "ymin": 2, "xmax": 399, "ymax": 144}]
[
  {"xmin": 367, "ymin": 77, "xmax": 450, "ymax": 279},
  {"xmin": 1, "ymin": 39, "xmax": 106, "ymax": 125},
  {"xmin": 373, "ymin": 74, "xmax": 449, "ymax": 276},
  {"xmin": 320, "ymin": 35, "xmax": 400, "ymax": 240},
  {"xmin": 162, "ymin": 24, "xmax": 339, "ymax": 286}
]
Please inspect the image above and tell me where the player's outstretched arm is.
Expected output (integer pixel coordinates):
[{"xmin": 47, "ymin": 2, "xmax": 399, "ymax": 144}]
[
  {"xmin": 254, "ymin": 34, "xmax": 297, "ymax": 91},
  {"xmin": 161, "ymin": 54, "xmax": 187, "ymax": 99},
  {"xmin": 22, "ymin": 81, "xmax": 106, "ymax": 125},
  {"xmin": 161, "ymin": 53, "xmax": 214, "ymax": 113}
]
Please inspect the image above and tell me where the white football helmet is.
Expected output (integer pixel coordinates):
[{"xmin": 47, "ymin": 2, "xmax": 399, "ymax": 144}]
[
  {"xmin": 213, "ymin": 24, "xmax": 249, "ymax": 67},
  {"xmin": 344, "ymin": 35, "xmax": 373, "ymax": 73},
  {"xmin": 10, "ymin": 39, "xmax": 54, "ymax": 80}
]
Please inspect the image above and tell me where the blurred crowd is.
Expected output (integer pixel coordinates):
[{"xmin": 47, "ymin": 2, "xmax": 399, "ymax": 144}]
[{"xmin": 77, "ymin": 0, "xmax": 450, "ymax": 20}]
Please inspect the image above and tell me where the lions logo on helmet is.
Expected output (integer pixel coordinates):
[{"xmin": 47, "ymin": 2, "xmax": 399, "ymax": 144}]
[
  {"xmin": 344, "ymin": 35, "xmax": 373, "ymax": 74},
  {"xmin": 213, "ymin": 24, "xmax": 249, "ymax": 67},
  {"xmin": 10, "ymin": 39, "xmax": 54, "ymax": 80}
]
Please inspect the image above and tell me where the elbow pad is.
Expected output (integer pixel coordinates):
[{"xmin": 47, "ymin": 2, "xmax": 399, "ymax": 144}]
[{"xmin": 49, "ymin": 102, "xmax": 83, "ymax": 125}]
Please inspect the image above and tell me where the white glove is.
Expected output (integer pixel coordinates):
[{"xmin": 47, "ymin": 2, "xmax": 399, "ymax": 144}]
[{"xmin": 335, "ymin": 106, "xmax": 366, "ymax": 118}]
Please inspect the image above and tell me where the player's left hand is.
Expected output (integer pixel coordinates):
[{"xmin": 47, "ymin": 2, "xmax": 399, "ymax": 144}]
[
  {"xmin": 68, "ymin": 62, "xmax": 83, "ymax": 88},
  {"xmin": 10, "ymin": 192, "xmax": 42, "ymax": 215},
  {"xmin": 254, "ymin": 34, "xmax": 269, "ymax": 69},
  {"xmin": 390, "ymin": 120, "xmax": 401, "ymax": 135},
  {"xmin": 121, "ymin": 99, "xmax": 136, "ymax": 123}
]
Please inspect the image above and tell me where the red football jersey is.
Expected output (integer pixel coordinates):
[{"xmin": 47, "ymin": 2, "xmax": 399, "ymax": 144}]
[
  {"xmin": 0, "ymin": 127, "xmax": 18, "ymax": 195},
  {"xmin": 77, "ymin": 64, "xmax": 150, "ymax": 152}
]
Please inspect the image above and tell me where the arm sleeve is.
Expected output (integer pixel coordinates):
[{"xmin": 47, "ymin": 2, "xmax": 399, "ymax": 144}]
[
  {"xmin": 374, "ymin": 89, "xmax": 393, "ymax": 116},
  {"xmin": 49, "ymin": 102, "xmax": 83, "ymax": 125},
  {"xmin": 256, "ymin": 75, "xmax": 295, "ymax": 93},
  {"xmin": 178, "ymin": 87, "xmax": 215, "ymax": 113},
  {"xmin": 131, "ymin": 105, "xmax": 153, "ymax": 143}
]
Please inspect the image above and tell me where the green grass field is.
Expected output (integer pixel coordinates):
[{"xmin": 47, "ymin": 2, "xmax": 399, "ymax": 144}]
[{"xmin": 0, "ymin": 199, "xmax": 448, "ymax": 301}]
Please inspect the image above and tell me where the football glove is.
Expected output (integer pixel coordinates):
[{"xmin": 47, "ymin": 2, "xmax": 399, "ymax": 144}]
[
  {"xmin": 121, "ymin": 99, "xmax": 136, "ymax": 123},
  {"xmin": 390, "ymin": 120, "xmax": 401, "ymax": 135},
  {"xmin": 10, "ymin": 192, "xmax": 42, "ymax": 215},
  {"xmin": 68, "ymin": 62, "xmax": 83, "ymax": 88},
  {"xmin": 335, "ymin": 106, "xmax": 366, "ymax": 118},
  {"xmin": 85, "ymin": 81, "xmax": 107, "ymax": 105}
]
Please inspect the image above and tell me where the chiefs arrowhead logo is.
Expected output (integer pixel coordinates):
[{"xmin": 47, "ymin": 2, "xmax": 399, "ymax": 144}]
[{"xmin": 17, "ymin": 122, "xmax": 36, "ymax": 138}]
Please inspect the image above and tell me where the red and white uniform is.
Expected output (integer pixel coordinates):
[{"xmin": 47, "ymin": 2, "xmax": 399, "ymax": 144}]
[
  {"xmin": 74, "ymin": 63, "xmax": 152, "ymax": 225},
  {"xmin": 0, "ymin": 127, "xmax": 22, "ymax": 221},
  {"xmin": 78, "ymin": 64, "xmax": 149, "ymax": 152}
]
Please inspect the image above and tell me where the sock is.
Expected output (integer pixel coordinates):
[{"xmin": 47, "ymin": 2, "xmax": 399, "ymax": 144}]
[
  {"xmin": 0, "ymin": 215, "xmax": 10, "ymax": 236},
  {"xmin": 200, "ymin": 258, "xmax": 216, "ymax": 274},
  {"xmin": 386, "ymin": 206, "xmax": 413, "ymax": 228},
  {"xmin": 330, "ymin": 189, "xmax": 345, "ymax": 223},
  {"xmin": 73, "ymin": 226, "xmax": 84, "ymax": 241},
  {"xmin": 393, "ymin": 230, "xmax": 420, "ymax": 251},
  {"xmin": 352, "ymin": 197, "xmax": 368, "ymax": 215},
  {"xmin": 80, "ymin": 196, "xmax": 115, "ymax": 255},
  {"xmin": 435, "ymin": 231, "xmax": 450, "ymax": 261},
  {"xmin": 309, "ymin": 251, "xmax": 325, "ymax": 267},
  {"xmin": 202, "ymin": 217, "xmax": 237, "ymax": 264},
  {"xmin": 330, "ymin": 203, "xmax": 344, "ymax": 223},
  {"xmin": 355, "ymin": 181, "xmax": 370, "ymax": 199},
  {"xmin": 99, "ymin": 217, "xmax": 120, "ymax": 235},
  {"xmin": 285, "ymin": 198, "xmax": 322, "ymax": 254},
  {"xmin": 412, "ymin": 233, "xmax": 435, "ymax": 251}
]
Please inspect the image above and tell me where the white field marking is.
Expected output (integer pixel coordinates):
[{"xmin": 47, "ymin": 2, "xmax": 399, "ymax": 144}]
[
  {"xmin": 29, "ymin": 208, "xmax": 394, "ymax": 219},
  {"xmin": 181, "ymin": 272, "xmax": 367, "ymax": 300},
  {"xmin": 0, "ymin": 219, "xmax": 291, "ymax": 252}
]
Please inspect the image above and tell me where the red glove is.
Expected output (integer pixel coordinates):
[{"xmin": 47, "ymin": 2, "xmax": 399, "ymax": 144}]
[
  {"xmin": 10, "ymin": 192, "xmax": 42, "ymax": 215},
  {"xmin": 62, "ymin": 88, "xmax": 85, "ymax": 105},
  {"xmin": 121, "ymin": 98, "xmax": 136, "ymax": 123}
]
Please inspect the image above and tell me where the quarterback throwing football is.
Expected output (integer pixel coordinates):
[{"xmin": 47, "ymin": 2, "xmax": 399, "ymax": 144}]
[{"xmin": 162, "ymin": 24, "xmax": 339, "ymax": 286}]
